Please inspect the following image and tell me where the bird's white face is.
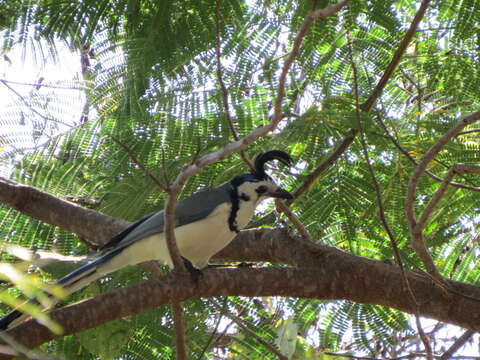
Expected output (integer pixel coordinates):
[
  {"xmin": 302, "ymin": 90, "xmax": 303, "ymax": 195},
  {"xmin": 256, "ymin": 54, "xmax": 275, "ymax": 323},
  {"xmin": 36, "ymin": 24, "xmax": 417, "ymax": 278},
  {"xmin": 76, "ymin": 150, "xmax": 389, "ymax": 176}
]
[{"xmin": 236, "ymin": 178, "xmax": 293, "ymax": 204}]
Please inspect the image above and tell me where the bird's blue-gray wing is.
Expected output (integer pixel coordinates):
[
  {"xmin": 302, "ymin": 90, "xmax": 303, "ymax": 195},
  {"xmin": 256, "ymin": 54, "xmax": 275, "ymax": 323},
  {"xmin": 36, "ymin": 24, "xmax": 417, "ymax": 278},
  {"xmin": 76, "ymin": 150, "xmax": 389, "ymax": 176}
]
[{"xmin": 101, "ymin": 183, "xmax": 233, "ymax": 252}]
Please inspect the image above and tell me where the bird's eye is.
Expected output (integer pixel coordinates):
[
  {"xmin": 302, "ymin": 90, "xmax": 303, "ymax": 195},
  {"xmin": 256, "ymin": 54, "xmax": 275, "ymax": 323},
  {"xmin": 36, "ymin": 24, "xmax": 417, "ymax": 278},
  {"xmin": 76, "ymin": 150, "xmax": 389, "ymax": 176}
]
[{"xmin": 256, "ymin": 185, "xmax": 268, "ymax": 194}]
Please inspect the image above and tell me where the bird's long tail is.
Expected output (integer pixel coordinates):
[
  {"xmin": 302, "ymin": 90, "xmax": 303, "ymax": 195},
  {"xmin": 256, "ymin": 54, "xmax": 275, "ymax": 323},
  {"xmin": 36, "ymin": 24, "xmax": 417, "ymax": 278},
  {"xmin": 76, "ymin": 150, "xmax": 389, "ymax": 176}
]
[{"xmin": 0, "ymin": 247, "xmax": 125, "ymax": 330}]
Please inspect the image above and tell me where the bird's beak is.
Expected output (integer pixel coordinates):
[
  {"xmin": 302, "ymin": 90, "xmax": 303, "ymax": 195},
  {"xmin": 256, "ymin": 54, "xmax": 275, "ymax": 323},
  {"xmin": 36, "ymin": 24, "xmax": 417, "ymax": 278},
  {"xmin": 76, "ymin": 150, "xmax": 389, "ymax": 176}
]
[{"xmin": 268, "ymin": 187, "xmax": 293, "ymax": 200}]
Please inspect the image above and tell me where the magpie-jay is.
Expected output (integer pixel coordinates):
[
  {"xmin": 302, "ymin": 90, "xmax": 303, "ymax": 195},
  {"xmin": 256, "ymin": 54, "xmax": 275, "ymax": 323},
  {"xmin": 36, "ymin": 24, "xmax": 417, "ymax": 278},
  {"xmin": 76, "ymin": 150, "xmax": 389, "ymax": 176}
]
[{"xmin": 0, "ymin": 150, "xmax": 293, "ymax": 329}]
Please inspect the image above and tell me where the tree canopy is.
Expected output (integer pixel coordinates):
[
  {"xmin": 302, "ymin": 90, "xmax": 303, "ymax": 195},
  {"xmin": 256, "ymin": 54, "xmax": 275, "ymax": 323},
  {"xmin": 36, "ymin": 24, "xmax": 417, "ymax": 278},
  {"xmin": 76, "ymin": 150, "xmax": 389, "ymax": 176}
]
[{"xmin": 0, "ymin": 0, "xmax": 480, "ymax": 359}]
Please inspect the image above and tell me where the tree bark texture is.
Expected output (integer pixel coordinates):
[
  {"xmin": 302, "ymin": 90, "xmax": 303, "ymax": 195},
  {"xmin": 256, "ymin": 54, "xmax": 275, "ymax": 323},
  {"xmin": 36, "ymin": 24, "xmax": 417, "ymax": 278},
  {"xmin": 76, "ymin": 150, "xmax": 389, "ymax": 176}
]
[{"xmin": 0, "ymin": 177, "xmax": 479, "ymax": 353}]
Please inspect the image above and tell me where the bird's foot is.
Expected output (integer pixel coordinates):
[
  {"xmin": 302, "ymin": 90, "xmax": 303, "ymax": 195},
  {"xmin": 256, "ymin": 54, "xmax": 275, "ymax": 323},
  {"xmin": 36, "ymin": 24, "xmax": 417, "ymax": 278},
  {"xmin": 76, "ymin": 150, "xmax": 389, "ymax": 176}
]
[{"xmin": 182, "ymin": 258, "xmax": 203, "ymax": 284}]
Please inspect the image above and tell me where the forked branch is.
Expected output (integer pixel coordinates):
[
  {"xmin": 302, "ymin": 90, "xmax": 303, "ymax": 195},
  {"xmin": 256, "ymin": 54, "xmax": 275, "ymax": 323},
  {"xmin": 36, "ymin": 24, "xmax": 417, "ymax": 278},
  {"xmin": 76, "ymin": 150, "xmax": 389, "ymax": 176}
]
[
  {"xmin": 405, "ymin": 110, "xmax": 480, "ymax": 279},
  {"xmin": 409, "ymin": 163, "xmax": 480, "ymax": 279}
]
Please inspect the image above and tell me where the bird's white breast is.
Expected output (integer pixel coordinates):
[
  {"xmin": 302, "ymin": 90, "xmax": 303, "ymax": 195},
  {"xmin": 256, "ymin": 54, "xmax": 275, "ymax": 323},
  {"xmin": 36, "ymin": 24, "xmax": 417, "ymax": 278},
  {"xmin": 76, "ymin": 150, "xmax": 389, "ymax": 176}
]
[
  {"xmin": 100, "ymin": 201, "xmax": 258, "ymax": 272},
  {"xmin": 174, "ymin": 202, "xmax": 237, "ymax": 269}
]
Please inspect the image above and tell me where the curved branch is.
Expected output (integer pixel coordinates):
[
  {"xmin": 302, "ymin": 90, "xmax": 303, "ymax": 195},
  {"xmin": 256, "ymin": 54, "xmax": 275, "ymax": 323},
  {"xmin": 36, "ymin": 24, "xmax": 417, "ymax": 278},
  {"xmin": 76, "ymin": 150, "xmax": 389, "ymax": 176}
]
[
  {"xmin": 406, "ymin": 110, "xmax": 480, "ymax": 229},
  {"xmin": 0, "ymin": 177, "xmax": 127, "ymax": 245},
  {"xmin": 405, "ymin": 111, "xmax": 480, "ymax": 279},
  {"xmin": 3, "ymin": 234, "xmax": 480, "ymax": 353}
]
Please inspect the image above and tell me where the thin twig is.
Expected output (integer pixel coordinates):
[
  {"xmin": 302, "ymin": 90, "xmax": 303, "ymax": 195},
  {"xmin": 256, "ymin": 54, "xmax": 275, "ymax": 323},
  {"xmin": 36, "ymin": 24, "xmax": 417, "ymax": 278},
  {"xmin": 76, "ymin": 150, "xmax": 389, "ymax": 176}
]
[
  {"xmin": 251, "ymin": 130, "xmax": 357, "ymax": 229},
  {"xmin": 210, "ymin": 299, "xmax": 288, "ymax": 360},
  {"xmin": 215, "ymin": 0, "xmax": 254, "ymax": 171},
  {"xmin": 109, "ymin": 135, "xmax": 168, "ymax": 192},
  {"xmin": 273, "ymin": 0, "xmax": 349, "ymax": 122},
  {"xmin": 196, "ymin": 298, "xmax": 226, "ymax": 359},
  {"xmin": 414, "ymin": 316, "xmax": 433, "ymax": 360},
  {"xmin": 456, "ymin": 128, "xmax": 480, "ymax": 136},
  {"xmin": 172, "ymin": 302, "xmax": 188, "ymax": 360},
  {"xmin": 212, "ymin": 318, "xmax": 236, "ymax": 350},
  {"xmin": 0, "ymin": 80, "xmax": 71, "ymax": 127},
  {"xmin": 257, "ymin": 1, "xmax": 349, "ymax": 241},
  {"xmin": 0, "ymin": 78, "xmax": 83, "ymax": 90},
  {"xmin": 439, "ymin": 329, "xmax": 476, "ymax": 360},
  {"xmin": 361, "ymin": 0, "xmax": 432, "ymax": 112},
  {"xmin": 416, "ymin": 164, "xmax": 480, "ymax": 232},
  {"xmin": 290, "ymin": 129, "xmax": 357, "ymax": 202},
  {"xmin": 275, "ymin": 200, "xmax": 313, "ymax": 242},
  {"xmin": 375, "ymin": 114, "xmax": 480, "ymax": 192},
  {"xmin": 349, "ymin": 38, "xmax": 432, "ymax": 360}
]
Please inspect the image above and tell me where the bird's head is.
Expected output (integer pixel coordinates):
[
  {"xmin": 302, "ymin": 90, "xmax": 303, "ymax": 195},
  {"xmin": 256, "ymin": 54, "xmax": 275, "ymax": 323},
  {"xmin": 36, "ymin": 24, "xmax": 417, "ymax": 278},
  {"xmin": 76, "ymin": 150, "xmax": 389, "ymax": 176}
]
[{"xmin": 230, "ymin": 150, "xmax": 293, "ymax": 203}]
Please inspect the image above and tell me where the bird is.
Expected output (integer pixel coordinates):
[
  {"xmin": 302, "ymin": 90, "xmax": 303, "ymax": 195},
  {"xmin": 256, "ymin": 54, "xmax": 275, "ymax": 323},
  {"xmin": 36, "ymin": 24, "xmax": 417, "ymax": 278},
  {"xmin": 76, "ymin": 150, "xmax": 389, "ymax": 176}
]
[{"xmin": 0, "ymin": 150, "xmax": 293, "ymax": 329}]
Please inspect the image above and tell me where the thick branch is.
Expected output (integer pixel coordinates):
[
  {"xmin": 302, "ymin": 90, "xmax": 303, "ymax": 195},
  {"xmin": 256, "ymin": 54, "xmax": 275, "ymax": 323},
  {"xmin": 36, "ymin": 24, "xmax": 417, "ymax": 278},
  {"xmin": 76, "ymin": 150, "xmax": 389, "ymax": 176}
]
[
  {"xmin": 0, "ymin": 177, "xmax": 127, "ymax": 245},
  {"xmin": 3, "ymin": 231, "xmax": 480, "ymax": 352}
]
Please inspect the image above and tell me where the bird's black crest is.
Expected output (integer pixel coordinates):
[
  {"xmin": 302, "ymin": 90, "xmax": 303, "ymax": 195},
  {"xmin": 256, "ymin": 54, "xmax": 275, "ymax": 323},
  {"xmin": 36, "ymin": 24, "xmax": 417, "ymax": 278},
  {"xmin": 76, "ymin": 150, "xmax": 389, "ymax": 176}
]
[{"xmin": 253, "ymin": 150, "xmax": 292, "ymax": 179}]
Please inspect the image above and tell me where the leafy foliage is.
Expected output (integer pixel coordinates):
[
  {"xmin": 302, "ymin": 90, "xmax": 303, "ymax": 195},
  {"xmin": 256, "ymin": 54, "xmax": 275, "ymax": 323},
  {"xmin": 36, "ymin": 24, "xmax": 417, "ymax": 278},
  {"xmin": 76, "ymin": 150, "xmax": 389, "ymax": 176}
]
[{"xmin": 1, "ymin": 0, "xmax": 480, "ymax": 358}]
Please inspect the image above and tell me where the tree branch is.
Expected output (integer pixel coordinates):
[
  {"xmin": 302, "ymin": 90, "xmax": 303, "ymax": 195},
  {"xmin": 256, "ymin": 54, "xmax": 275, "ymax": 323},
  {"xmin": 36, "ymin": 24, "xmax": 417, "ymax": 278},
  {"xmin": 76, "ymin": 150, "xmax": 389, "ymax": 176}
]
[
  {"xmin": 289, "ymin": 129, "xmax": 357, "ymax": 202},
  {"xmin": 405, "ymin": 111, "xmax": 480, "ymax": 279},
  {"xmin": 0, "ymin": 177, "xmax": 127, "ymax": 245},
  {"xmin": 0, "ymin": 179, "xmax": 479, "ymax": 353},
  {"xmin": 439, "ymin": 329, "xmax": 476, "ymax": 360},
  {"xmin": 210, "ymin": 299, "xmax": 287, "ymax": 360},
  {"xmin": 110, "ymin": 135, "xmax": 168, "ymax": 192},
  {"xmin": 157, "ymin": 0, "xmax": 351, "ymax": 334},
  {"xmin": 375, "ymin": 113, "xmax": 480, "ymax": 192},
  {"xmin": 3, "ymin": 234, "xmax": 480, "ymax": 354},
  {"xmin": 349, "ymin": 43, "xmax": 432, "ymax": 359},
  {"xmin": 361, "ymin": 0, "xmax": 432, "ymax": 112},
  {"xmin": 406, "ymin": 110, "xmax": 480, "ymax": 228},
  {"xmin": 171, "ymin": 302, "xmax": 187, "ymax": 360},
  {"xmin": 416, "ymin": 164, "xmax": 480, "ymax": 233},
  {"xmin": 163, "ymin": 0, "xmax": 349, "ymax": 195},
  {"xmin": 161, "ymin": 0, "xmax": 348, "ymax": 278}
]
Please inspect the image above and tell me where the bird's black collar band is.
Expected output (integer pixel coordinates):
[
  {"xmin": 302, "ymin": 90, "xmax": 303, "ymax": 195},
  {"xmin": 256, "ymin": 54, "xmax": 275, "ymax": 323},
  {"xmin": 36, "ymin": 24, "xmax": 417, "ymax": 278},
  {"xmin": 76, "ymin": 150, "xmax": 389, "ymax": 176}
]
[{"xmin": 228, "ymin": 183, "xmax": 240, "ymax": 233}]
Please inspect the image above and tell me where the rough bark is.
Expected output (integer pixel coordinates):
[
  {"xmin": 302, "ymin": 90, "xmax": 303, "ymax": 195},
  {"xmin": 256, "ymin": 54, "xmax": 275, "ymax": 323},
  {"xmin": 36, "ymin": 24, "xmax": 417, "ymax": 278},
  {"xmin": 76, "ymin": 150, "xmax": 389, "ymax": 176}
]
[
  {"xmin": 1, "ymin": 178, "xmax": 480, "ymax": 354},
  {"xmin": 0, "ymin": 177, "xmax": 127, "ymax": 244},
  {"xmin": 3, "ymin": 237, "xmax": 480, "ymax": 351}
]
